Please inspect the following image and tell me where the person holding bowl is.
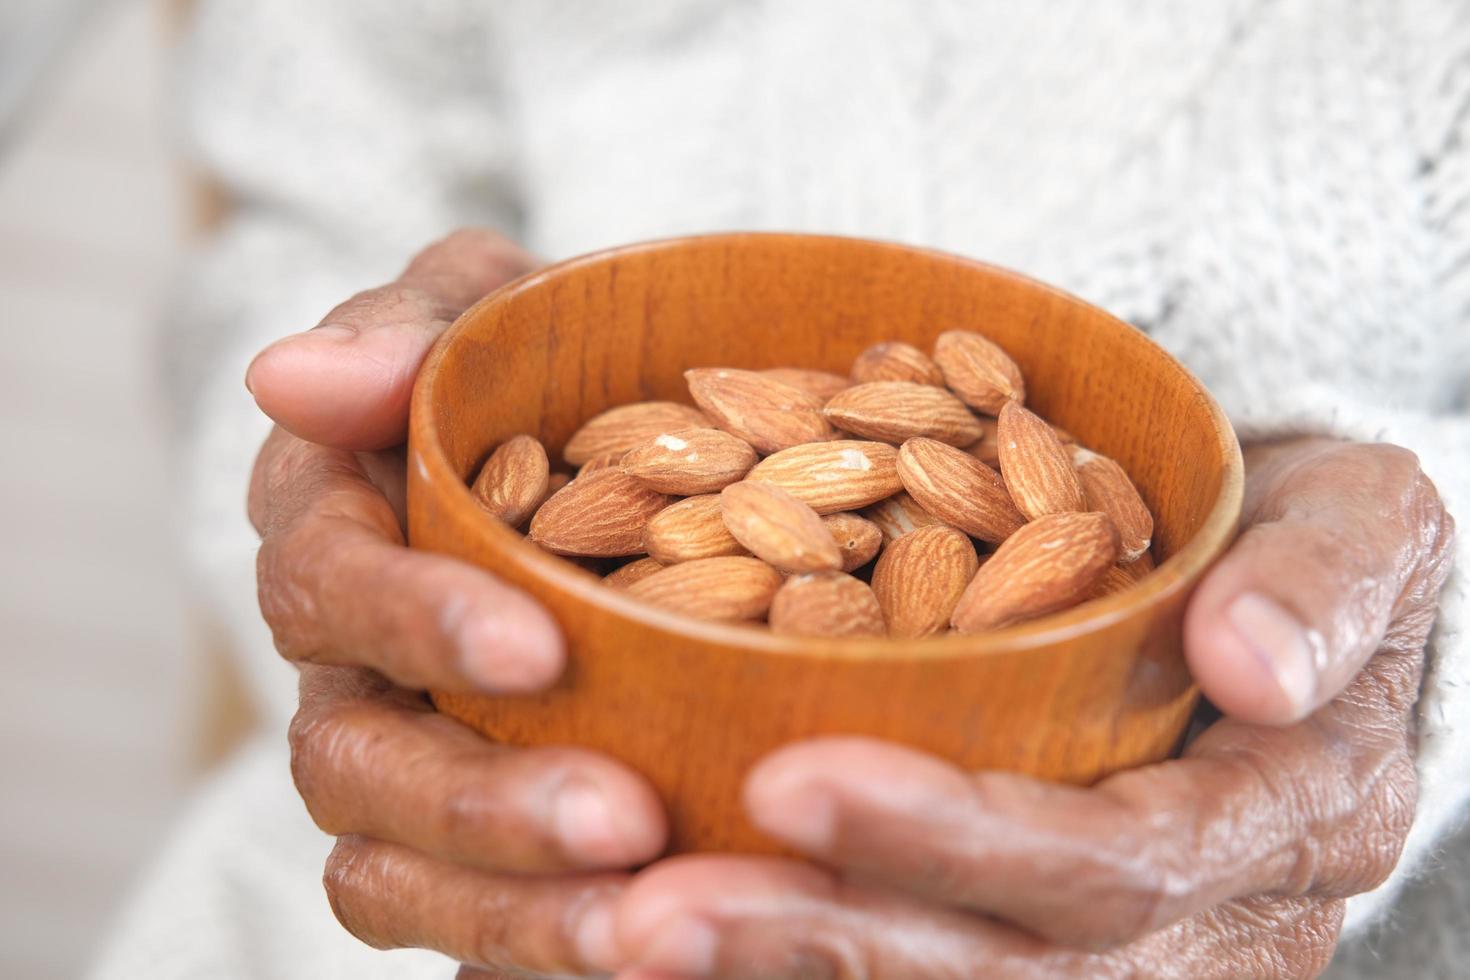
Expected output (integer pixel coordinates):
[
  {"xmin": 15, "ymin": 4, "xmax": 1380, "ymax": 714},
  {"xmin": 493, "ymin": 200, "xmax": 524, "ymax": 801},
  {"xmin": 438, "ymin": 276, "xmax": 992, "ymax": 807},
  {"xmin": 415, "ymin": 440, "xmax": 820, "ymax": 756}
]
[{"xmin": 93, "ymin": 2, "xmax": 1464, "ymax": 978}]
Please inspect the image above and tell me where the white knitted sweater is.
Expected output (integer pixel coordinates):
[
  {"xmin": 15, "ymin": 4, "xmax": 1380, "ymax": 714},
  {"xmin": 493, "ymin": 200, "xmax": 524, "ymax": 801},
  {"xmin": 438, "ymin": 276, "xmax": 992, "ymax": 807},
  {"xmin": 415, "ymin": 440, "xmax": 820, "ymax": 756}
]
[{"xmin": 96, "ymin": 1, "xmax": 1469, "ymax": 977}]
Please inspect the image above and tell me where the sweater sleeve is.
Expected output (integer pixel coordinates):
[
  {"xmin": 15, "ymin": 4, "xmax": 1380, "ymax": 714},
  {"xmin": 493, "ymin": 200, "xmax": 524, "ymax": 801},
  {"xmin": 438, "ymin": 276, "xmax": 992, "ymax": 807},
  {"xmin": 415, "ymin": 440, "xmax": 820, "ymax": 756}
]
[
  {"xmin": 166, "ymin": 0, "xmax": 522, "ymax": 727},
  {"xmin": 1243, "ymin": 0, "xmax": 1470, "ymax": 934}
]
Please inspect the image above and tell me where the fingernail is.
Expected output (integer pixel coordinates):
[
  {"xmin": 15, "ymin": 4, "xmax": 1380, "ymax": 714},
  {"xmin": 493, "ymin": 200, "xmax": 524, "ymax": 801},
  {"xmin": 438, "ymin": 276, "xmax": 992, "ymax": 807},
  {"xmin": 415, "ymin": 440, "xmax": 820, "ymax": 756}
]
[
  {"xmin": 572, "ymin": 889, "xmax": 623, "ymax": 970},
  {"xmin": 456, "ymin": 610, "xmax": 559, "ymax": 692},
  {"xmin": 554, "ymin": 778, "xmax": 626, "ymax": 865},
  {"xmin": 1226, "ymin": 592, "xmax": 1317, "ymax": 716},
  {"xmin": 642, "ymin": 917, "xmax": 719, "ymax": 976},
  {"xmin": 747, "ymin": 774, "xmax": 835, "ymax": 851}
]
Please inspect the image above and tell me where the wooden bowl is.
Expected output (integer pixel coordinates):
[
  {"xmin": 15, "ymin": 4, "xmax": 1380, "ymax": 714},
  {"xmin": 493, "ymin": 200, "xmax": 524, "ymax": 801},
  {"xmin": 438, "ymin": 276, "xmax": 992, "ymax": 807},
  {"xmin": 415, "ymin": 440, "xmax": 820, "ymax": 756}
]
[{"xmin": 408, "ymin": 233, "xmax": 1243, "ymax": 854}]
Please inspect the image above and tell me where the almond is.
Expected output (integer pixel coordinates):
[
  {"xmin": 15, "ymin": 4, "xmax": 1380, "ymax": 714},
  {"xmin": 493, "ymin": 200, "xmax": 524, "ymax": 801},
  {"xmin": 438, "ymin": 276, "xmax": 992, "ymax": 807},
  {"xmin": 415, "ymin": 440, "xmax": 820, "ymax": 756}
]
[
  {"xmin": 643, "ymin": 494, "xmax": 749, "ymax": 563},
  {"xmin": 536, "ymin": 472, "xmax": 571, "ymax": 512},
  {"xmin": 871, "ymin": 524, "xmax": 979, "ymax": 638},
  {"xmin": 625, "ymin": 556, "xmax": 783, "ymax": 622},
  {"xmin": 527, "ymin": 468, "xmax": 671, "ymax": 556},
  {"xmin": 563, "ymin": 401, "xmax": 711, "ymax": 465},
  {"xmin": 997, "ymin": 402, "xmax": 1085, "ymax": 520},
  {"xmin": 759, "ymin": 367, "xmax": 851, "ymax": 402},
  {"xmin": 896, "ymin": 437, "xmax": 1025, "ymax": 544},
  {"xmin": 850, "ymin": 341, "xmax": 945, "ymax": 386},
  {"xmin": 470, "ymin": 434, "xmax": 549, "ymax": 527},
  {"xmin": 576, "ymin": 449, "xmax": 624, "ymax": 478},
  {"xmin": 1072, "ymin": 446, "xmax": 1154, "ymax": 563},
  {"xmin": 746, "ymin": 440, "xmax": 902, "ymax": 514},
  {"xmin": 685, "ymin": 368, "xmax": 835, "ymax": 453},
  {"xmin": 824, "ymin": 381, "xmax": 984, "ymax": 446},
  {"xmin": 823, "ymin": 512, "xmax": 883, "ymax": 571},
  {"xmin": 603, "ymin": 556, "xmax": 667, "ymax": 589},
  {"xmin": 951, "ymin": 512, "xmax": 1120, "ymax": 632},
  {"xmin": 859, "ymin": 491, "xmax": 944, "ymax": 545},
  {"xmin": 1127, "ymin": 550, "xmax": 1156, "ymax": 577},
  {"xmin": 965, "ymin": 416, "xmax": 1002, "ymax": 468},
  {"xmin": 932, "ymin": 330, "xmax": 1026, "ymax": 414},
  {"xmin": 769, "ymin": 572, "xmax": 886, "ymax": 637},
  {"xmin": 720, "ymin": 481, "xmax": 842, "ymax": 573},
  {"xmin": 620, "ymin": 427, "xmax": 757, "ymax": 495}
]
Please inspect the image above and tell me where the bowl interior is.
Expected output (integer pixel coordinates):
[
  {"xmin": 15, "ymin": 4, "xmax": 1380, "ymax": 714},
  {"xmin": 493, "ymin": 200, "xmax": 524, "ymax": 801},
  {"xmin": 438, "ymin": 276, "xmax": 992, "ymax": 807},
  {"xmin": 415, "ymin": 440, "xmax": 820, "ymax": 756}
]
[{"xmin": 414, "ymin": 233, "xmax": 1241, "ymax": 654}]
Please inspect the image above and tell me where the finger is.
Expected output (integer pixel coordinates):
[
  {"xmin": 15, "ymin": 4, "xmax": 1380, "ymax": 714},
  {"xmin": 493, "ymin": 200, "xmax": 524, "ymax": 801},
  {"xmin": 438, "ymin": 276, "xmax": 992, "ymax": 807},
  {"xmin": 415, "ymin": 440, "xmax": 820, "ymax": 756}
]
[
  {"xmin": 613, "ymin": 855, "xmax": 1083, "ymax": 979},
  {"xmin": 253, "ymin": 431, "xmax": 562, "ymax": 692},
  {"xmin": 742, "ymin": 649, "xmax": 1417, "ymax": 952},
  {"xmin": 615, "ymin": 856, "xmax": 1342, "ymax": 980},
  {"xmin": 246, "ymin": 227, "xmax": 536, "ymax": 450},
  {"xmin": 292, "ymin": 666, "xmax": 666, "ymax": 872},
  {"xmin": 323, "ymin": 835, "xmax": 624, "ymax": 976},
  {"xmin": 1185, "ymin": 439, "xmax": 1455, "ymax": 723}
]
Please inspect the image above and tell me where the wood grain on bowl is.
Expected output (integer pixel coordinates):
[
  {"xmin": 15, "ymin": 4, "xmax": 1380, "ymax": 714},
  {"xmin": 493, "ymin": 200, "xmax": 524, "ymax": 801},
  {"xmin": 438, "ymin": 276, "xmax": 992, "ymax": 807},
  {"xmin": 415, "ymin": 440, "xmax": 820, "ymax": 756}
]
[{"xmin": 408, "ymin": 233, "xmax": 1243, "ymax": 854}]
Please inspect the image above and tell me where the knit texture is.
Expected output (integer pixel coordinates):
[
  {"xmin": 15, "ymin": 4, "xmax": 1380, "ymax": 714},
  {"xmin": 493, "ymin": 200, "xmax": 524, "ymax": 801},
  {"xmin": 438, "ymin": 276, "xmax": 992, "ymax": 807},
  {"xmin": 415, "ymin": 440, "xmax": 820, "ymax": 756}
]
[{"xmin": 96, "ymin": 1, "xmax": 1469, "ymax": 976}]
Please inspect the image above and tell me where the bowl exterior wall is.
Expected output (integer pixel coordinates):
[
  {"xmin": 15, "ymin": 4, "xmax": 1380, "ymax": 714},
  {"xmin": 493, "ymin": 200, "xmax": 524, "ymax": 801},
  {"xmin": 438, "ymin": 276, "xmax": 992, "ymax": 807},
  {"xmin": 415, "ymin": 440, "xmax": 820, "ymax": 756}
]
[{"xmin": 409, "ymin": 234, "xmax": 1240, "ymax": 853}]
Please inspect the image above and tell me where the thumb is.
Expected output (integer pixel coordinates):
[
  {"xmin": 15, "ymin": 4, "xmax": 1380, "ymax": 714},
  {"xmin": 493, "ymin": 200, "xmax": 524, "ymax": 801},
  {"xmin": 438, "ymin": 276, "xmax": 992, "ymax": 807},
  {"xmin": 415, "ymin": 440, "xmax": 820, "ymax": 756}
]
[
  {"xmin": 1184, "ymin": 440, "xmax": 1448, "ymax": 725},
  {"xmin": 245, "ymin": 228, "xmax": 536, "ymax": 451}
]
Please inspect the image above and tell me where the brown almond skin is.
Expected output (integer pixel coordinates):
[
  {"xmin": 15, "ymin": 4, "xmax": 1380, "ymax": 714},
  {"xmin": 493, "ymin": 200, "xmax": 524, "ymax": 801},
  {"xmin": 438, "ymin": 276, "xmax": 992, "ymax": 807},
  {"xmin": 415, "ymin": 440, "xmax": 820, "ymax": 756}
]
[
  {"xmin": 951, "ymin": 512, "xmax": 1120, "ymax": 632},
  {"xmin": 470, "ymin": 434, "xmax": 549, "ymax": 527},
  {"xmin": 822, "ymin": 513, "xmax": 883, "ymax": 572},
  {"xmin": 626, "ymin": 556, "xmax": 783, "ymax": 622},
  {"xmin": 643, "ymin": 494, "xmax": 749, "ymax": 563},
  {"xmin": 997, "ymin": 401, "xmax": 1085, "ymax": 520},
  {"xmin": 896, "ymin": 437, "xmax": 1025, "ymax": 544},
  {"xmin": 859, "ymin": 491, "xmax": 944, "ymax": 545},
  {"xmin": 686, "ymin": 368, "xmax": 835, "ymax": 454},
  {"xmin": 871, "ymin": 525, "xmax": 979, "ymax": 638},
  {"xmin": 603, "ymin": 556, "xmax": 667, "ymax": 589},
  {"xmin": 1073, "ymin": 446, "xmax": 1154, "ymax": 563},
  {"xmin": 769, "ymin": 572, "xmax": 886, "ymax": 637},
  {"xmin": 824, "ymin": 381, "xmax": 984, "ymax": 447},
  {"xmin": 746, "ymin": 440, "xmax": 902, "ymax": 514},
  {"xmin": 528, "ymin": 468, "xmax": 671, "ymax": 557},
  {"xmin": 965, "ymin": 415, "xmax": 1002, "ymax": 468},
  {"xmin": 849, "ymin": 341, "xmax": 945, "ymax": 386},
  {"xmin": 563, "ymin": 401, "xmax": 711, "ymax": 465},
  {"xmin": 576, "ymin": 449, "xmax": 624, "ymax": 478},
  {"xmin": 932, "ymin": 330, "xmax": 1026, "ymax": 414},
  {"xmin": 536, "ymin": 472, "xmax": 571, "ymax": 512},
  {"xmin": 621, "ymin": 427, "xmax": 758, "ymax": 495},
  {"xmin": 720, "ymin": 482, "xmax": 842, "ymax": 574},
  {"xmin": 759, "ymin": 367, "xmax": 851, "ymax": 402}
]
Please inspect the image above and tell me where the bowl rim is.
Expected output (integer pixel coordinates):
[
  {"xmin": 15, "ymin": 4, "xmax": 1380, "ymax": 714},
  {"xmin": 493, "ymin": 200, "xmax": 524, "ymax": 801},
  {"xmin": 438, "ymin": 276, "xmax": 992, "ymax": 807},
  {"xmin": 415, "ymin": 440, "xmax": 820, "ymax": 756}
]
[{"xmin": 410, "ymin": 231, "xmax": 1244, "ymax": 661}]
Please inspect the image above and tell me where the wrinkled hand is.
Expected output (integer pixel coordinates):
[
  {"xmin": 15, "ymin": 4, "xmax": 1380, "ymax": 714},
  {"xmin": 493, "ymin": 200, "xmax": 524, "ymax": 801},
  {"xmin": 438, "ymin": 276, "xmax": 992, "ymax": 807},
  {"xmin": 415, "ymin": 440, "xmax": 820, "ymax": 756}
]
[
  {"xmin": 247, "ymin": 230, "xmax": 666, "ymax": 975},
  {"xmin": 605, "ymin": 439, "xmax": 1455, "ymax": 979}
]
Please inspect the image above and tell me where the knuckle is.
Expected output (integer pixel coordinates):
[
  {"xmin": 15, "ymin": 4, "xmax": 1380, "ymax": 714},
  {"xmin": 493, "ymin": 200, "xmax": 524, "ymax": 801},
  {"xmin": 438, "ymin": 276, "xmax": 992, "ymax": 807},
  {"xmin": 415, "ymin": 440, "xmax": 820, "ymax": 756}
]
[
  {"xmin": 255, "ymin": 527, "xmax": 326, "ymax": 664},
  {"xmin": 434, "ymin": 227, "xmax": 534, "ymax": 278},
  {"xmin": 288, "ymin": 701, "xmax": 382, "ymax": 830},
  {"xmin": 325, "ymin": 282, "xmax": 458, "ymax": 332},
  {"xmin": 1085, "ymin": 777, "xmax": 1208, "ymax": 945},
  {"xmin": 322, "ymin": 836, "xmax": 389, "ymax": 948},
  {"xmin": 432, "ymin": 772, "xmax": 504, "ymax": 849},
  {"xmin": 464, "ymin": 904, "xmax": 517, "ymax": 968},
  {"xmin": 1268, "ymin": 897, "xmax": 1344, "ymax": 979},
  {"xmin": 251, "ymin": 433, "xmax": 316, "ymax": 536},
  {"xmin": 1351, "ymin": 749, "xmax": 1418, "ymax": 891}
]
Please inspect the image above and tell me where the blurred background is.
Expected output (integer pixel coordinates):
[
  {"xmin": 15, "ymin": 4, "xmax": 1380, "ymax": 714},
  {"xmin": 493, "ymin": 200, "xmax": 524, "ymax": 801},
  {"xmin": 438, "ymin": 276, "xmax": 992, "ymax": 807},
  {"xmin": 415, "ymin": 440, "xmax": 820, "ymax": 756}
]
[{"xmin": 1, "ymin": 2, "xmax": 212, "ymax": 977}]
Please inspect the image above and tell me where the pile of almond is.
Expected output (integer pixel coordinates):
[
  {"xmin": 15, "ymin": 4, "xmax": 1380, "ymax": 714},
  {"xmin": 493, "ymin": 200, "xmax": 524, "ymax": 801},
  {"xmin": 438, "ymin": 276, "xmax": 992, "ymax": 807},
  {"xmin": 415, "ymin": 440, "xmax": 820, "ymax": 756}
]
[{"xmin": 469, "ymin": 331, "xmax": 1155, "ymax": 638}]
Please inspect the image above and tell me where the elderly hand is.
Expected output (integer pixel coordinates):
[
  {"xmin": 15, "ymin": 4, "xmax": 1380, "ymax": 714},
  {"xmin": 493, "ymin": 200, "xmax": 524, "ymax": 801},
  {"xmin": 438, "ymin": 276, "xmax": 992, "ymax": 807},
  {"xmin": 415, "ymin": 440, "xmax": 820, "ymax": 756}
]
[
  {"xmin": 605, "ymin": 438, "xmax": 1455, "ymax": 979},
  {"xmin": 247, "ymin": 230, "xmax": 666, "ymax": 976}
]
